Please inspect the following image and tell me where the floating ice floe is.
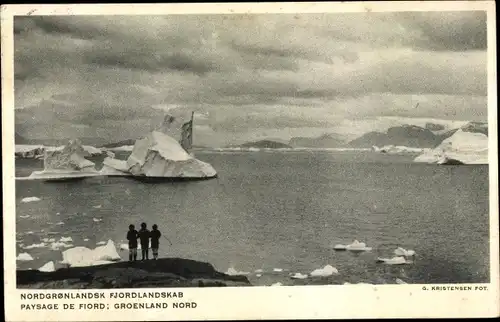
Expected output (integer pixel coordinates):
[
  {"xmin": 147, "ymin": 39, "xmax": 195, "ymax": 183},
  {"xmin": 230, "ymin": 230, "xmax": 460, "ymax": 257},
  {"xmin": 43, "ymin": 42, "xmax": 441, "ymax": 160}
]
[
  {"xmin": 42, "ymin": 238, "xmax": 56, "ymax": 243},
  {"xmin": 17, "ymin": 252, "xmax": 34, "ymax": 261},
  {"xmin": 290, "ymin": 273, "xmax": 308, "ymax": 279},
  {"xmin": 273, "ymin": 268, "xmax": 283, "ymax": 272},
  {"xmin": 38, "ymin": 261, "xmax": 56, "ymax": 272},
  {"xmin": 256, "ymin": 274, "xmax": 262, "ymax": 278},
  {"xmin": 255, "ymin": 269, "xmax": 263, "ymax": 273},
  {"xmin": 21, "ymin": 197, "xmax": 41, "ymax": 203},
  {"xmin": 271, "ymin": 282, "xmax": 283, "ymax": 286},
  {"xmin": 25, "ymin": 231, "xmax": 34, "ymax": 235},
  {"xmin": 56, "ymin": 222, "xmax": 64, "ymax": 225},
  {"xmin": 310, "ymin": 265, "xmax": 339, "ymax": 277},
  {"xmin": 93, "ymin": 205, "xmax": 102, "ymax": 209},
  {"xmin": 96, "ymin": 241, "xmax": 106, "ymax": 246},
  {"xmin": 61, "ymin": 240, "xmax": 121, "ymax": 267},
  {"xmin": 334, "ymin": 240, "xmax": 372, "ymax": 252},
  {"xmin": 225, "ymin": 267, "xmax": 250, "ymax": 276},
  {"xmin": 59, "ymin": 237, "xmax": 73, "ymax": 243},
  {"xmin": 19, "ymin": 215, "xmax": 30, "ymax": 219},
  {"xmin": 93, "ymin": 218, "xmax": 102, "ymax": 222},
  {"xmin": 396, "ymin": 278, "xmax": 408, "ymax": 284},
  {"xmin": 23, "ymin": 242, "xmax": 47, "ymax": 250},
  {"xmin": 83, "ymin": 238, "xmax": 90, "ymax": 242},
  {"xmin": 394, "ymin": 247, "xmax": 416, "ymax": 257},
  {"xmin": 376, "ymin": 257, "xmax": 410, "ymax": 265}
]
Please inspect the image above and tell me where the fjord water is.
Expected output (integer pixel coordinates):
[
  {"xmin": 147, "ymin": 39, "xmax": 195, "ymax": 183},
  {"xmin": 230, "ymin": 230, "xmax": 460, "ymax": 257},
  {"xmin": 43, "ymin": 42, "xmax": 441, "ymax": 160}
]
[{"xmin": 15, "ymin": 151, "xmax": 489, "ymax": 285}]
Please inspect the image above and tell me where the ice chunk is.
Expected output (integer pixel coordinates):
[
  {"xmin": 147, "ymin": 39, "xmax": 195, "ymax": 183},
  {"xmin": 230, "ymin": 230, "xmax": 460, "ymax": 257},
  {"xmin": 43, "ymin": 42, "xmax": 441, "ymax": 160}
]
[
  {"xmin": 93, "ymin": 205, "xmax": 102, "ymax": 209},
  {"xmin": 15, "ymin": 145, "xmax": 45, "ymax": 159},
  {"xmin": 394, "ymin": 247, "xmax": 416, "ymax": 257},
  {"xmin": 290, "ymin": 273, "xmax": 308, "ymax": 279},
  {"xmin": 51, "ymin": 242, "xmax": 73, "ymax": 250},
  {"xmin": 93, "ymin": 240, "xmax": 121, "ymax": 261},
  {"xmin": 225, "ymin": 267, "xmax": 250, "ymax": 276},
  {"xmin": 25, "ymin": 231, "xmax": 34, "ymax": 235},
  {"xmin": 254, "ymin": 269, "xmax": 263, "ymax": 273},
  {"xmin": 396, "ymin": 278, "xmax": 408, "ymax": 284},
  {"xmin": 83, "ymin": 238, "xmax": 89, "ymax": 242},
  {"xmin": 38, "ymin": 261, "xmax": 55, "ymax": 272},
  {"xmin": 345, "ymin": 240, "xmax": 372, "ymax": 252},
  {"xmin": 273, "ymin": 268, "xmax": 283, "ymax": 272},
  {"xmin": 376, "ymin": 257, "xmax": 409, "ymax": 265},
  {"xmin": 256, "ymin": 274, "xmax": 262, "ymax": 278},
  {"xmin": 19, "ymin": 215, "xmax": 31, "ymax": 219},
  {"xmin": 56, "ymin": 222, "xmax": 64, "ymax": 225},
  {"xmin": 310, "ymin": 265, "xmax": 338, "ymax": 277},
  {"xmin": 17, "ymin": 252, "xmax": 34, "ymax": 261},
  {"xmin": 93, "ymin": 218, "xmax": 102, "ymax": 222},
  {"xmin": 333, "ymin": 244, "xmax": 347, "ymax": 250},
  {"xmin": 21, "ymin": 197, "xmax": 41, "ymax": 203},
  {"xmin": 59, "ymin": 237, "xmax": 73, "ymax": 243},
  {"xmin": 96, "ymin": 241, "xmax": 106, "ymax": 246},
  {"xmin": 23, "ymin": 242, "xmax": 47, "ymax": 249}
]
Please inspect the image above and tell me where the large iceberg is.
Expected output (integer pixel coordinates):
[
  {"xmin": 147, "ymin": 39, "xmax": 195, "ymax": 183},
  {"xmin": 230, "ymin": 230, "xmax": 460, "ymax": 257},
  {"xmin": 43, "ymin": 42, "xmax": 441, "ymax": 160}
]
[
  {"xmin": 414, "ymin": 129, "xmax": 488, "ymax": 165},
  {"xmin": 100, "ymin": 131, "xmax": 216, "ymax": 179},
  {"xmin": 61, "ymin": 240, "xmax": 121, "ymax": 267},
  {"xmin": 23, "ymin": 139, "xmax": 101, "ymax": 180}
]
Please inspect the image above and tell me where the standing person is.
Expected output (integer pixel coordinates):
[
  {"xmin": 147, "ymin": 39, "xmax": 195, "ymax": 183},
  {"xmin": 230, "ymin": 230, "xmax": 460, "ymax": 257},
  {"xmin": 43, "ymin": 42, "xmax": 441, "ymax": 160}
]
[
  {"xmin": 126, "ymin": 224, "xmax": 139, "ymax": 262},
  {"xmin": 138, "ymin": 222, "xmax": 150, "ymax": 260},
  {"xmin": 150, "ymin": 224, "xmax": 162, "ymax": 260}
]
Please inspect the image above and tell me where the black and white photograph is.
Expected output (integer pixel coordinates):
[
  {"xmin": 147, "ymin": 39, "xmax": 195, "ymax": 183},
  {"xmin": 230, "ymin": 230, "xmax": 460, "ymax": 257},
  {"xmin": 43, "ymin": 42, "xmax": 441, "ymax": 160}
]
[{"xmin": 2, "ymin": 2, "xmax": 498, "ymax": 320}]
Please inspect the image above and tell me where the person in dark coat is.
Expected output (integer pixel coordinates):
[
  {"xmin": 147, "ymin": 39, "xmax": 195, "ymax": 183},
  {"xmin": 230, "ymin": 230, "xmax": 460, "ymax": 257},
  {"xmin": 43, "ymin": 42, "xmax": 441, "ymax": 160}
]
[
  {"xmin": 126, "ymin": 224, "xmax": 139, "ymax": 261},
  {"xmin": 138, "ymin": 222, "xmax": 150, "ymax": 260},
  {"xmin": 150, "ymin": 224, "xmax": 162, "ymax": 260}
]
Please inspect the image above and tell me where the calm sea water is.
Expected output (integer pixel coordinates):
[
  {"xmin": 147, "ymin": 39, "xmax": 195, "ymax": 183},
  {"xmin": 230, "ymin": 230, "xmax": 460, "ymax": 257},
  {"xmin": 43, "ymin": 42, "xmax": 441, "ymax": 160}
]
[{"xmin": 15, "ymin": 151, "xmax": 490, "ymax": 285}]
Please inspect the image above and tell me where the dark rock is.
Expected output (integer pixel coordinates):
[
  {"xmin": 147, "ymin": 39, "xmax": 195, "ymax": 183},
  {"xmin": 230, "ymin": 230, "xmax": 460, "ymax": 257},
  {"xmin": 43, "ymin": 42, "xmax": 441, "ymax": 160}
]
[{"xmin": 17, "ymin": 258, "xmax": 252, "ymax": 289}]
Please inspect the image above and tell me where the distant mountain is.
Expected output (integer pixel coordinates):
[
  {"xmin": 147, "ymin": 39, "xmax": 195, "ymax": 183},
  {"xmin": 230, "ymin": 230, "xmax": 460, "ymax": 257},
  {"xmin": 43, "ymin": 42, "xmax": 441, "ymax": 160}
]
[
  {"xmin": 236, "ymin": 140, "xmax": 292, "ymax": 149},
  {"xmin": 461, "ymin": 121, "xmax": 488, "ymax": 136},
  {"xmin": 425, "ymin": 123, "xmax": 445, "ymax": 131},
  {"xmin": 289, "ymin": 133, "xmax": 346, "ymax": 148},
  {"xmin": 14, "ymin": 133, "xmax": 107, "ymax": 147},
  {"xmin": 348, "ymin": 124, "xmax": 450, "ymax": 148}
]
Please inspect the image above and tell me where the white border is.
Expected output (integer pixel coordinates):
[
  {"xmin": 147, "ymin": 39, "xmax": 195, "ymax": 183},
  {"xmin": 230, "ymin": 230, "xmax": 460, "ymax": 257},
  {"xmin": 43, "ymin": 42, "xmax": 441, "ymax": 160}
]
[{"xmin": 2, "ymin": 2, "xmax": 499, "ymax": 320}]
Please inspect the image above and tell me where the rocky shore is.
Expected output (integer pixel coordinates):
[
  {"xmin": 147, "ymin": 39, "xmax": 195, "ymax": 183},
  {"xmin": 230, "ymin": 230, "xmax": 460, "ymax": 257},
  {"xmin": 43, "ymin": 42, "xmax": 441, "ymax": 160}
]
[{"xmin": 17, "ymin": 258, "xmax": 251, "ymax": 289}]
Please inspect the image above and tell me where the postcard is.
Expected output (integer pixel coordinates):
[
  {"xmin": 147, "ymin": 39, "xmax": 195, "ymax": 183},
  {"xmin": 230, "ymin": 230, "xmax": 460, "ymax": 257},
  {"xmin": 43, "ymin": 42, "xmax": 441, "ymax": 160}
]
[{"xmin": 2, "ymin": 1, "xmax": 499, "ymax": 320}]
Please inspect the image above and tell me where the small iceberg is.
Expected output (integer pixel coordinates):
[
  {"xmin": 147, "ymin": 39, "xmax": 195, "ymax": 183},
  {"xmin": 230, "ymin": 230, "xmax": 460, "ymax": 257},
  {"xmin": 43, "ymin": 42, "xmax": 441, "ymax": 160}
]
[
  {"xmin": 21, "ymin": 197, "xmax": 41, "ymax": 203},
  {"xmin": 83, "ymin": 238, "xmax": 89, "ymax": 242},
  {"xmin": 50, "ymin": 242, "xmax": 73, "ymax": 250},
  {"xmin": 19, "ymin": 215, "xmax": 30, "ymax": 219},
  {"xmin": 55, "ymin": 222, "xmax": 64, "ymax": 225},
  {"xmin": 310, "ymin": 265, "xmax": 338, "ymax": 277},
  {"xmin": 225, "ymin": 267, "xmax": 250, "ymax": 276},
  {"xmin": 17, "ymin": 252, "xmax": 34, "ymax": 261},
  {"xmin": 273, "ymin": 268, "xmax": 283, "ymax": 272},
  {"xmin": 256, "ymin": 274, "xmax": 262, "ymax": 277},
  {"xmin": 38, "ymin": 261, "xmax": 55, "ymax": 272},
  {"xmin": 255, "ymin": 269, "xmax": 263, "ymax": 273},
  {"xmin": 290, "ymin": 273, "xmax": 308, "ymax": 279},
  {"xmin": 394, "ymin": 247, "xmax": 416, "ymax": 257},
  {"xmin": 42, "ymin": 238, "xmax": 56, "ymax": 243},
  {"xmin": 334, "ymin": 240, "xmax": 372, "ymax": 252},
  {"xmin": 93, "ymin": 205, "xmax": 102, "ymax": 209},
  {"xmin": 376, "ymin": 257, "xmax": 410, "ymax": 265},
  {"xmin": 96, "ymin": 241, "xmax": 106, "ymax": 246},
  {"xmin": 93, "ymin": 218, "xmax": 102, "ymax": 222}
]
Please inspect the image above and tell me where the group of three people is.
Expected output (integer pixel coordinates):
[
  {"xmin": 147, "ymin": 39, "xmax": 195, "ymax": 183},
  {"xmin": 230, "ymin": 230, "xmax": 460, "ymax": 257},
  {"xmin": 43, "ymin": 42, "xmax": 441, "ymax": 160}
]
[{"xmin": 127, "ymin": 222, "xmax": 162, "ymax": 261}]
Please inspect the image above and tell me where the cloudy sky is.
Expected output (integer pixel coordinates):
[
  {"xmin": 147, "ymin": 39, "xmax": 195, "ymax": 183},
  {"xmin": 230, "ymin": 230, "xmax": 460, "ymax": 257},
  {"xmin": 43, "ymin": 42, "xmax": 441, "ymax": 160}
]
[{"xmin": 14, "ymin": 11, "xmax": 488, "ymax": 146}]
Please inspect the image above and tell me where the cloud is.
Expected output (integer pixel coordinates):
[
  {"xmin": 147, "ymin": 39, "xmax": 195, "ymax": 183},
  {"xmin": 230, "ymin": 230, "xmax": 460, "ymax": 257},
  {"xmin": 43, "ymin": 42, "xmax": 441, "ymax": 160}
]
[{"xmin": 12, "ymin": 12, "xmax": 488, "ymax": 144}]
